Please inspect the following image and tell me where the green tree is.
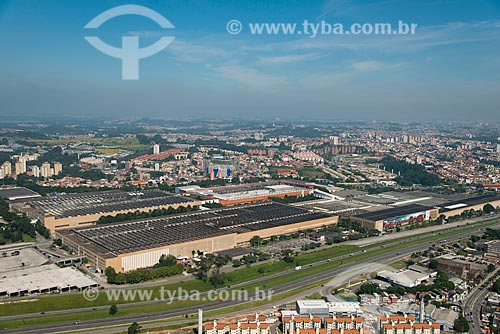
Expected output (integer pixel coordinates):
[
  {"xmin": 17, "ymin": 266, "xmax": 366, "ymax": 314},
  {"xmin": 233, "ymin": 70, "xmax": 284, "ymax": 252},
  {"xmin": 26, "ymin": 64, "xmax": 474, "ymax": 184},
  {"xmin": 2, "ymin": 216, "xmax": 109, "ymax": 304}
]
[
  {"xmin": 209, "ymin": 269, "xmax": 227, "ymax": 287},
  {"xmin": 428, "ymin": 259, "xmax": 439, "ymax": 270},
  {"xmin": 453, "ymin": 316, "xmax": 470, "ymax": 333},
  {"xmin": 282, "ymin": 249, "xmax": 295, "ymax": 263},
  {"xmin": 195, "ymin": 261, "xmax": 211, "ymax": 281},
  {"xmin": 109, "ymin": 304, "xmax": 118, "ymax": 316},
  {"xmin": 358, "ymin": 282, "xmax": 381, "ymax": 295},
  {"xmin": 214, "ymin": 255, "xmax": 230, "ymax": 268},
  {"xmin": 128, "ymin": 322, "xmax": 141, "ymax": 334},
  {"xmin": 434, "ymin": 271, "xmax": 454, "ymax": 291},
  {"xmin": 34, "ymin": 220, "xmax": 50, "ymax": 239},
  {"xmin": 105, "ymin": 267, "xmax": 117, "ymax": 284},
  {"xmin": 156, "ymin": 254, "xmax": 177, "ymax": 267},
  {"xmin": 493, "ymin": 278, "xmax": 500, "ymax": 294},
  {"xmin": 484, "ymin": 203, "xmax": 495, "ymax": 214},
  {"xmin": 114, "ymin": 273, "xmax": 127, "ymax": 285},
  {"xmin": 249, "ymin": 236, "xmax": 263, "ymax": 247},
  {"xmin": 436, "ymin": 214, "xmax": 447, "ymax": 224}
]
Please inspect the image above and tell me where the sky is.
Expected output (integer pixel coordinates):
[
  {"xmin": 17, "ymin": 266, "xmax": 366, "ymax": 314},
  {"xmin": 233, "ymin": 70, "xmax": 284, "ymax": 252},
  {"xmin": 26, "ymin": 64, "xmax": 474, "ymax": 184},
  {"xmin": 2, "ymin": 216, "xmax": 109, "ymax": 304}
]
[{"xmin": 0, "ymin": 0, "xmax": 499, "ymax": 121}]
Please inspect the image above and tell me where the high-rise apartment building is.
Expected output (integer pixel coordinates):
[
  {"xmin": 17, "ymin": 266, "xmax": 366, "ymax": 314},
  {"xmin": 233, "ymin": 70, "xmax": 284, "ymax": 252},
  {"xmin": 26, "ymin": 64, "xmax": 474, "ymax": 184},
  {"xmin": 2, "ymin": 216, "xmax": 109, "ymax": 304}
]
[
  {"xmin": 32, "ymin": 165, "xmax": 40, "ymax": 178},
  {"xmin": 153, "ymin": 144, "xmax": 160, "ymax": 155},
  {"xmin": 53, "ymin": 162, "xmax": 63, "ymax": 176},
  {"xmin": 1, "ymin": 161, "xmax": 12, "ymax": 177},
  {"xmin": 15, "ymin": 159, "xmax": 26, "ymax": 176},
  {"xmin": 41, "ymin": 162, "xmax": 51, "ymax": 178}
]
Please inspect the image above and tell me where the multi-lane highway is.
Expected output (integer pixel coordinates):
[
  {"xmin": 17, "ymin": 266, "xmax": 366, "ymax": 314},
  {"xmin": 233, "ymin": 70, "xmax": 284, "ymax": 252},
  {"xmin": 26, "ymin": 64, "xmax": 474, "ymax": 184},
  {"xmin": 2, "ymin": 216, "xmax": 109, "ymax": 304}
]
[
  {"xmin": 463, "ymin": 269, "xmax": 499, "ymax": 334},
  {"xmin": 2, "ymin": 220, "xmax": 497, "ymax": 334}
]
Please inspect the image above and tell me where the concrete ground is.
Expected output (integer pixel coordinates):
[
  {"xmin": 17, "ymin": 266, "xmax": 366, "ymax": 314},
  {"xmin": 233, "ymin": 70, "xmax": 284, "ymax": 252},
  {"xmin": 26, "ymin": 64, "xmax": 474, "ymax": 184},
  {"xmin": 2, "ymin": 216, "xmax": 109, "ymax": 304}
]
[{"xmin": 0, "ymin": 248, "xmax": 48, "ymax": 273}]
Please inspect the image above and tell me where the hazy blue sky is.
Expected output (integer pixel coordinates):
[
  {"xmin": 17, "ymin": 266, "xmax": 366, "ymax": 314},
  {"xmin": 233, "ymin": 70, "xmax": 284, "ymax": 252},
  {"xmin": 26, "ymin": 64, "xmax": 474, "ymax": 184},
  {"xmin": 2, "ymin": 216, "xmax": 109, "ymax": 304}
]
[{"xmin": 0, "ymin": 0, "xmax": 499, "ymax": 121}]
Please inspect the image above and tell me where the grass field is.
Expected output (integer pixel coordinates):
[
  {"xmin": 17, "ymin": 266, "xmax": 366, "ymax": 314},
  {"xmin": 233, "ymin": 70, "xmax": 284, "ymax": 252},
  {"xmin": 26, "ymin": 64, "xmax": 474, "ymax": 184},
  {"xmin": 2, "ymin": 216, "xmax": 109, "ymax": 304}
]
[
  {"xmin": 226, "ymin": 244, "xmax": 359, "ymax": 283},
  {"xmin": 298, "ymin": 167, "xmax": 325, "ymax": 179},
  {"xmin": 390, "ymin": 260, "xmax": 407, "ymax": 269}
]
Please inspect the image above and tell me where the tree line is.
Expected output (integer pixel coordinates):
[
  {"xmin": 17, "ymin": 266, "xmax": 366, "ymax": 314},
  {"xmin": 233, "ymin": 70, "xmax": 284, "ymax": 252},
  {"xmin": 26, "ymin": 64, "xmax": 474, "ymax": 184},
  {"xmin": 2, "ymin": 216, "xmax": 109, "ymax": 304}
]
[
  {"xmin": 270, "ymin": 194, "xmax": 316, "ymax": 204},
  {"xmin": 0, "ymin": 199, "xmax": 50, "ymax": 244},
  {"xmin": 381, "ymin": 156, "xmax": 441, "ymax": 186},
  {"xmin": 105, "ymin": 254, "xmax": 183, "ymax": 284},
  {"xmin": 96, "ymin": 205, "xmax": 199, "ymax": 224}
]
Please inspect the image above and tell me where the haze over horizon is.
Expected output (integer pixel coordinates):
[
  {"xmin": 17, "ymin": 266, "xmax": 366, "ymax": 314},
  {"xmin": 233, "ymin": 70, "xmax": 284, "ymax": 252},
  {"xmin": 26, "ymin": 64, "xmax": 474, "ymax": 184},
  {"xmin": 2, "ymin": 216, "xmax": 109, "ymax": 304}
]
[{"xmin": 1, "ymin": 0, "xmax": 499, "ymax": 121}]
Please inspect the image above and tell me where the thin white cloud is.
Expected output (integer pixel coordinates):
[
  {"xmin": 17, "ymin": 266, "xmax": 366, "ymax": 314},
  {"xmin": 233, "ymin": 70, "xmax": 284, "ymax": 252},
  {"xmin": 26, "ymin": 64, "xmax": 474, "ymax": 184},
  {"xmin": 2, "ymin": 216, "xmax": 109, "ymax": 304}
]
[
  {"xmin": 320, "ymin": 0, "xmax": 397, "ymax": 18},
  {"xmin": 258, "ymin": 53, "xmax": 322, "ymax": 65},
  {"xmin": 351, "ymin": 60, "xmax": 384, "ymax": 71},
  {"xmin": 351, "ymin": 60, "xmax": 406, "ymax": 71},
  {"xmin": 302, "ymin": 59, "xmax": 406, "ymax": 88},
  {"xmin": 207, "ymin": 65, "xmax": 285, "ymax": 90},
  {"xmin": 166, "ymin": 40, "xmax": 230, "ymax": 63},
  {"xmin": 320, "ymin": 0, "xmax": 349, "ymax": 18}
]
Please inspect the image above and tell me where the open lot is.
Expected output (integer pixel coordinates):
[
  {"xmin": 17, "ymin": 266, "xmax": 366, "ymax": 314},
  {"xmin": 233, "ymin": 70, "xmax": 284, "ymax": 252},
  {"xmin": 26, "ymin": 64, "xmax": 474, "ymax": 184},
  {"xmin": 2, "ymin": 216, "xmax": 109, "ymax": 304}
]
[{"xmin": 0, "ymin": 247, "xmax": 47, "ymax": 274}]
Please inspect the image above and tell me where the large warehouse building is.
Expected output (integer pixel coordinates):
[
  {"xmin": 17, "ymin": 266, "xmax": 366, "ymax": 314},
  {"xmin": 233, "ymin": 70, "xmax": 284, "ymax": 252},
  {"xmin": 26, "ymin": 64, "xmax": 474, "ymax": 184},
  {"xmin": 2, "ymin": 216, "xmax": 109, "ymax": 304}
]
[
  {"xmin": 348, "ymin": 194, "xmax": 500, "ymax": 231},
  {"xmin": 437, "ymin": 194, "xmax": 500, "ymax": 218},
  {"xmin": 10, "ymin": 190, "xmax": 199, "ymax": 233},
  {"xmin": 177, "ymin": 181, "xmax": 314, "ymax": 206},
  {"xmin": 0, "ymin": 186, "xmax": 41, "ymax": 201},
  {"xmin": 349, "ymin": 204, "xmax": 440, "ymax": 231},
  {"xmin": 57, "ymin": 202, "xmax": 338, "ymax": 272}
]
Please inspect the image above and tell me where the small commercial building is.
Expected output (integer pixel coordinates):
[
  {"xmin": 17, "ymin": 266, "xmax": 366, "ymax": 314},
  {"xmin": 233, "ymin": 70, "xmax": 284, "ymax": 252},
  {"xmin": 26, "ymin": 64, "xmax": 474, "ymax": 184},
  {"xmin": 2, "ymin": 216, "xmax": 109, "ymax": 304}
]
[
  {"xmin": 377, "ymin": 269, "xmax": 430, "ymax": 288},
  {"xmin": 327, "ymin": 302, "xmax": 363, "ymax": 317},
  {"xmin": 436, "ymin": 257, "xmax": 471, "ymax": 277},
  {"xmin": 487, "ymin": 240, "xmax": 500, "ymax": 256},
  {"xmin": 296, "ymin": 300, "xmax": 330, "ymax": 316}
]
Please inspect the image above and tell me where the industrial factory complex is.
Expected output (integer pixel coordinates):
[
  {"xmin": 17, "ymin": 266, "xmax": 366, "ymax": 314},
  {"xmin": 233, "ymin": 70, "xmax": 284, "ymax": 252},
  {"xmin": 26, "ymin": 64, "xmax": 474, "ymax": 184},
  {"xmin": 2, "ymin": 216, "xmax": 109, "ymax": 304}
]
[
  {"xmin": 176, "ymin": 181, "xmax": 314, "ymax": 206},
  {"xmin": 3, "ymin": 184, "xmax": 500, "ymax": 273},
  {"xmin": 57, "ymin": 202, "xmax": 337, "ymax": 272},
  {"xmin": 303, "ymin": 190, "xmax": 500, "ymax": 232},
  {"xmin": 9, "ymin": 190, "xmax": 199, "ymax": 233}
]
